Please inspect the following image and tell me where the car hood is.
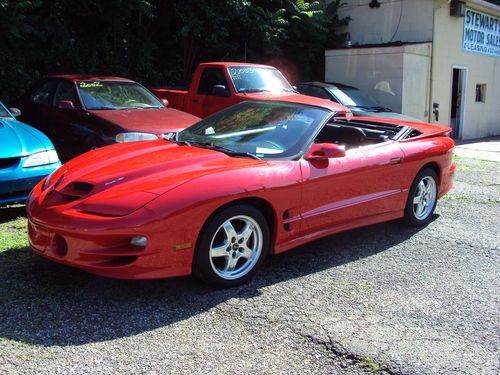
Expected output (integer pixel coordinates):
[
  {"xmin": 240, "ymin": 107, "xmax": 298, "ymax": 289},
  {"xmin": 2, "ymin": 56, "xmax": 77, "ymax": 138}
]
[
  {"xmin": 88, "ymin": 107, "xmax": 201, "ymax": 134},
  {"xmin": 46, "ymin": 140, "xmax": 264, "ymax": 215},
  {"xmin": 0, "ymin": 117, "xmax": 53, "ymax": 158}
]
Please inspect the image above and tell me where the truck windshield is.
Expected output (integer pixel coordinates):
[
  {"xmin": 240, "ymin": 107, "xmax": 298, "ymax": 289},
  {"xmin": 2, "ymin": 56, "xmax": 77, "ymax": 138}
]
[
  {"xmin": 228, "ymin": 66, "xmax": 295, "ymax": 94},
  {"xmin": 77, "ymin": 81, "xmax": 164, "ymax": 110},
  {"xmin": 177, "ymin": 101, "xmax": 329, "ymax": 159}
]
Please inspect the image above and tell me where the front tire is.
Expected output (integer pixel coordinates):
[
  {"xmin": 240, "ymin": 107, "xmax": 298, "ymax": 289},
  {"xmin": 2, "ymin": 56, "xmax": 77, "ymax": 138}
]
[
  {"xmin": 193, "ymin": 204, "xmax": 270, "ymax": 287},
  {"xmin": 404, "ymin": 168, "xmax": 439, "ymax": 226}
]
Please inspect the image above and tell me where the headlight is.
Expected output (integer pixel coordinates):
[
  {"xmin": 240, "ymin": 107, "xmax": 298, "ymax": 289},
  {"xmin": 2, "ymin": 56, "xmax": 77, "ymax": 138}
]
[
  {"xmin": 23, "ymin": 150, "xmax": 59, "ymax": 168},
  {"xmin": 115, "ymin": 132, "xmax": 158, "ymax": 143}
]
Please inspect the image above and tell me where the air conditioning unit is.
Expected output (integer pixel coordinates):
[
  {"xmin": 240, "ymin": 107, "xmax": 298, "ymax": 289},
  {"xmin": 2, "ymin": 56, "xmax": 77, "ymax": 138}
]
[{"xmin": 450, "ymin": 0, "xmax": 466, "ymax": 17}]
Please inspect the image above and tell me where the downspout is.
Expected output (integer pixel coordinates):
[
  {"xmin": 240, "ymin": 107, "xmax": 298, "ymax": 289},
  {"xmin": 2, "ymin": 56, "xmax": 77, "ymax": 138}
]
[{"xmin": 428, "ymin": 1, "xmax": 438, "ymax": 123}]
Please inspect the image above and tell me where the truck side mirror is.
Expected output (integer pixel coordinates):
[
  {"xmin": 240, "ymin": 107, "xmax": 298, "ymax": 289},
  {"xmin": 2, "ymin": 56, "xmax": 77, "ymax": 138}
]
[
  {"xmin": 212, "ymin": 85, "xmax": 229, "ymax": 97},
  {"xmin": 161, "ymin": 98, "xmax": 169, "ymax": 107},
  {"xmin": 9, "ymin": 107, "xmax": 21, "ymax": 117},
  {"xmin": 58, "ymin": 100, "xmax": 75, "ymax": 110}
]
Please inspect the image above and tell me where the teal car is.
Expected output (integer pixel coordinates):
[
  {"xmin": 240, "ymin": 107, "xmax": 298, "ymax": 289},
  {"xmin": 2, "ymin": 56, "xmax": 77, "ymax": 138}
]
[{"xmin": 0, "ymin": 101, "xmax": 61, "ymax": 205}]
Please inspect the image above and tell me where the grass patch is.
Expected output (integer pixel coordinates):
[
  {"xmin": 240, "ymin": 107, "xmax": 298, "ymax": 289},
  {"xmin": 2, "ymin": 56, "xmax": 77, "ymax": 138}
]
[
  {"xmin": 441, "ymin": 193, "xmax": 500, "ymax": 204},
  {"xmin": 360, "ymin": 356, "xmax": 382, "ymax": 373},
  {"xmin": 0, "ymin": 217, "xmax": 28, "ymax": 252}
]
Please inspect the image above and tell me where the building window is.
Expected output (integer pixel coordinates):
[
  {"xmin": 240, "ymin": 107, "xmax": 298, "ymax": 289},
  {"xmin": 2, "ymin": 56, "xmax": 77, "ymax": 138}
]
[{"xmin": 475, "ymin": 84, "xmax": 486, "ymax": 103}]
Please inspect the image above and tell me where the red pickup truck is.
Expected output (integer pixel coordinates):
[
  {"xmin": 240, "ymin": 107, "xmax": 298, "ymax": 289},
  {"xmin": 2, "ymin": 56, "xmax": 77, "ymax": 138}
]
[{"xmin": 150, "ymin": 62, "xmax": 352, "ymax": 119}]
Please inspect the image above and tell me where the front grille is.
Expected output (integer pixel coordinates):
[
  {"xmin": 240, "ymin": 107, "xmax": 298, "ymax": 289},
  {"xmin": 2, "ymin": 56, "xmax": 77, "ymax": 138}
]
[{"xmin": 0, "ymin": 157, "xmax": 19, "ymax": 169}]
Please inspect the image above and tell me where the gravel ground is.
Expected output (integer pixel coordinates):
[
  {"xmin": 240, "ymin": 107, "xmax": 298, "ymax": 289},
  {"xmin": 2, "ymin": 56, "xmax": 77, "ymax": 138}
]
[{"xmin": 0, "ymin": 154, "xmax": 499, "ymax": 374}]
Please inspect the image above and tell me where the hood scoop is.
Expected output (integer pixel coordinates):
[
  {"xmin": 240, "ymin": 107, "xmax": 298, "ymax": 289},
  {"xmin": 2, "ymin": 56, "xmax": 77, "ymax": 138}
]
[{"xmin": 59, "ymin": 181, "xmax": 95, "ymax": 198}]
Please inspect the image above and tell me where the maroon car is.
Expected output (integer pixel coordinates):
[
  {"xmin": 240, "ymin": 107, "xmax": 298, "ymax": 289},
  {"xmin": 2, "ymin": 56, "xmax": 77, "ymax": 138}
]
[{"xmin": 13, "ymin": 75, "xmax": 200, "ymax": 160}]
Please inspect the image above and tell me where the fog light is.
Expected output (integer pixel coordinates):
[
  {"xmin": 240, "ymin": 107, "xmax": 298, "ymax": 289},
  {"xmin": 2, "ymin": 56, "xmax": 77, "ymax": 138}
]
[{"xmin": 130, "ymin": 236, "xmax": 148, "ymax": 247}]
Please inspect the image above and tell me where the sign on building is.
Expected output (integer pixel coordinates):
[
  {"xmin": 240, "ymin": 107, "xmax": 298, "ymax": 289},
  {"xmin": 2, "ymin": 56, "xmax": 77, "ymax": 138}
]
[{"xmin": 463, "ymin": 8, "xmax": 500, "ymax": 58}]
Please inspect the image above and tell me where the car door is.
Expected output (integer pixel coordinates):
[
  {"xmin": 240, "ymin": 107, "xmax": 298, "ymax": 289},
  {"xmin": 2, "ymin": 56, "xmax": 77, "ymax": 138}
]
[
  {"xmin": 20, "ymin": 79, "xmax": 59, "ymax": 136},
  {"xmin": 189, "ymin": 67, "xmax": 235, "ymax": 118},
  {"xmin": 49, "ymin": 80, "xmax": 91, "ymax": 158},
  {"xmin": 299, "ymin": 141, "xmax": 406, "ymax": 234}
]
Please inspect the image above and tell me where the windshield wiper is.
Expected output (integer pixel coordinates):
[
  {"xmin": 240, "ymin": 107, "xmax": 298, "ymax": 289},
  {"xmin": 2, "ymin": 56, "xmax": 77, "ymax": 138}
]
[
  {"xmin": 190, "ymin": 141, "xmax": 261, "ymax": 160},
  {"xmin": 88, "ymin": 106, "xmax": 118, "ymax": 110}
]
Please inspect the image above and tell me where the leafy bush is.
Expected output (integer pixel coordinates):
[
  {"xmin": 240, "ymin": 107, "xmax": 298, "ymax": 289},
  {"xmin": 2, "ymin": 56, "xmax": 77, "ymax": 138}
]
[{"xmin": 0, "ymin": 0, "xmax": 349, "ymax": 102}]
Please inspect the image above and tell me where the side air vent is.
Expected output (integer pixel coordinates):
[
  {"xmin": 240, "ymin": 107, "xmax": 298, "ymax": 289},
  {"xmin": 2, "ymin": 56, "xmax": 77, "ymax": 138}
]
[{"xmin": 0, "ymin": 157, "xmax": 19, "ymax": 169}]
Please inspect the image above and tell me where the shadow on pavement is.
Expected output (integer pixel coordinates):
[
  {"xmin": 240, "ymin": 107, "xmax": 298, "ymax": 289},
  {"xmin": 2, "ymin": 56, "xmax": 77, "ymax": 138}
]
[{"xmin": 0, "ymin": 215, "xmax": 437, "ymax": 347}]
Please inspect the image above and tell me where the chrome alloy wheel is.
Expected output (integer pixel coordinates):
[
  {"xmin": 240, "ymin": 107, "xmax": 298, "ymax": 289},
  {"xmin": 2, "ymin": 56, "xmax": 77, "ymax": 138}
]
[
  {"xmin": 413, "ymin": 176, "xmax": 437, "ymax": 220},
  {"xmin": 209, "ymin": 215, "xmax": 263, "ymax": 280}
]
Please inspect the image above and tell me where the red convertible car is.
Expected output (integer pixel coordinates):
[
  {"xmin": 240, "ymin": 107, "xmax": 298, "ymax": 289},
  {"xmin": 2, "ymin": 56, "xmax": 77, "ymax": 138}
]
[{"xmin": 27, "ymin": 100, "xmax": 455, "ymax": 286}]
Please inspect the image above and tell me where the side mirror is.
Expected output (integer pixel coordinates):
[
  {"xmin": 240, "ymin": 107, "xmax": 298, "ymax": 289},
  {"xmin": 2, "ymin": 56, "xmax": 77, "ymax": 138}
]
[
  {"xmin": 161, "ymin": 98, "xmax": 169, "ymax": 107},
  {"xmin": 212, "ymin": 85, "xmax": 229, "ymax": 97},
  {"xmin": 58, "ymin": 100, "xmax": 75, "ymax": 110},
  {"xmin": 304, "ymin": 143, "xmax": 346, "ymax": 161},
  {"xmin": 9, "ymin": 107, "xmax": 21, "ymax": 117}
]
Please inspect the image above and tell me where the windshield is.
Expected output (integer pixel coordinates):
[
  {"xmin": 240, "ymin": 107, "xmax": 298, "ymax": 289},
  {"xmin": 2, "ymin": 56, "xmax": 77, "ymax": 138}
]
[
  {"xmin": 228, "ymin": 66, "xmax": 294, "ymax": 94},
  {"xmin": 177, "ymin": 101, "xmax": 329, "ymax": 159},
  {"xmin": 77, "ymin": 81, "xmax": 164, "ymax": 110},
  {"xmin": 0, "ymin": 103, "xmax": 11, "ymax": 118},
  {"xmin": 326, "ymin": 87, "xmax": 382, "ymax": 109}
]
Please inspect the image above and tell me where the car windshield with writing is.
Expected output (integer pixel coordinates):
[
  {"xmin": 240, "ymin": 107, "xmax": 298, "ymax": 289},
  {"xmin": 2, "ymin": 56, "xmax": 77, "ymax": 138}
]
[
  {"xmin": 77, "ymin": 81, "xmax": 164, "ymax": 110},
  {"xmin": 177, "ymin": 101, "xmax": 329, "ymax": 160},
  {"xmin": 228, "ymin": 66, "xmax": 295, "ymax": 94}
]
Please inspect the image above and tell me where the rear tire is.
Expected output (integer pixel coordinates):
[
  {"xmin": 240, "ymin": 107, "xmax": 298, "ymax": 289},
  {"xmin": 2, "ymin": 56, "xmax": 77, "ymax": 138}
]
[
  {"xmin": 193, "ymin": 204, "xmax": 270, "ymax": 287},
  {"xmin": 404, "ymin": 168, "xmax": 439, "ymax": 226}
]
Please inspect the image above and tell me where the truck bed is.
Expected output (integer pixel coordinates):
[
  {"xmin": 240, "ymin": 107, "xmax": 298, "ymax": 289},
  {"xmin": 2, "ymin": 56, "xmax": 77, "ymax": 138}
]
[{"xmin": 149, "ymin": 87, "xmax": 188, "ymax": 111}]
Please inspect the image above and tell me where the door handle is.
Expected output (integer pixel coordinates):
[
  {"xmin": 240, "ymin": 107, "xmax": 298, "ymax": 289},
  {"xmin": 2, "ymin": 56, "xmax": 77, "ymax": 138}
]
[
  {"xmin": 192, "ymin": 99, "xmax": 199, "ymax": 104},
  {"xmin": 390, "ymin": 157, "xmax": 402, "ymax": 165}
]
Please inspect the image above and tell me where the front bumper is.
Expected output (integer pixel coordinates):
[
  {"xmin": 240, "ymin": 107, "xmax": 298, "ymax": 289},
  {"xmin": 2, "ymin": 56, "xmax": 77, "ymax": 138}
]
[{"xmin": 26, "ymin": 181, "xmax": 194, "ymax": 279}]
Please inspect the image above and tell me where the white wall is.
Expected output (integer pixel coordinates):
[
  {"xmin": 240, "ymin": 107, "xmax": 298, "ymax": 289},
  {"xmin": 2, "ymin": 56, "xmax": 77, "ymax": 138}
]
[
  {"xmin": 402, "ymin": 43, "xmax": 433, "ymax": 121},
  {"xmin": 430, "ymin": 0, "xmax": 500, "ymax": 139},
  {"xmin": 325, "ymin": 46, "xmax": 404, "ymax": 112},
  {"xmin": 336, "ymin": 0, "xmax": 435, "ymax": 45},
  {"xmin": 325, "ymin": 43, "xmax": 432, "ymax": 120}
]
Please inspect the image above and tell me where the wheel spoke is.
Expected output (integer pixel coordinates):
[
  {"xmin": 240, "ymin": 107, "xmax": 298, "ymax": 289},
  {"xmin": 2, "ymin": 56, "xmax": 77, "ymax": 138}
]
[
  {"xmin": 416, "ymin": 202, "xmax": 425, "ymax": 216},
  {"xmin": 240, "ymin": 246, "xmax": 253, "ymax": 259},
  {"xmin": 413, "ymin": 194, "xmax": 423, "ymax": 205},
  {"xmin": 222, "ymin": 221, "xmax": 237, "ymax": 241},
  {"xmin": 223, "ymin": 256, "xmax": 238, "ymax": 272},
  {"xmin": 239, "ymin": 223, "xmax": 253, "ymax": 244},
  {"xmin": 418, "ymin": 181, "xmax": 425, "ymax": 194},
  {"xmin": 211, "ymin": 244, "xmax": 228, "ymax": 258}
]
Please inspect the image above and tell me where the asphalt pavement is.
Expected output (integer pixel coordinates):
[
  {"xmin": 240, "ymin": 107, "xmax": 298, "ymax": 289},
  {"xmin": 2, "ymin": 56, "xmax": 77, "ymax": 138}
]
[{"xmin": 0, "ymin": 139, "xmax": 498, "ymax": 374}]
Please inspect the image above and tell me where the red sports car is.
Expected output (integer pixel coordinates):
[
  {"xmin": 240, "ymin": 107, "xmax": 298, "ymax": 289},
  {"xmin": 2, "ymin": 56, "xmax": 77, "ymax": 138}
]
[{"xmin": 27, "ymin": 100, "xmax": 455, "ymax": 286}]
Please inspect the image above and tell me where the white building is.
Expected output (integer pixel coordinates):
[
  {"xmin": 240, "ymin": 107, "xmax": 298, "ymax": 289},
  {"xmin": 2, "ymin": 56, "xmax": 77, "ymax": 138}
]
[{"xmin": 325, "ymin": 0, "xmax": 500, "ymax": 139}]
